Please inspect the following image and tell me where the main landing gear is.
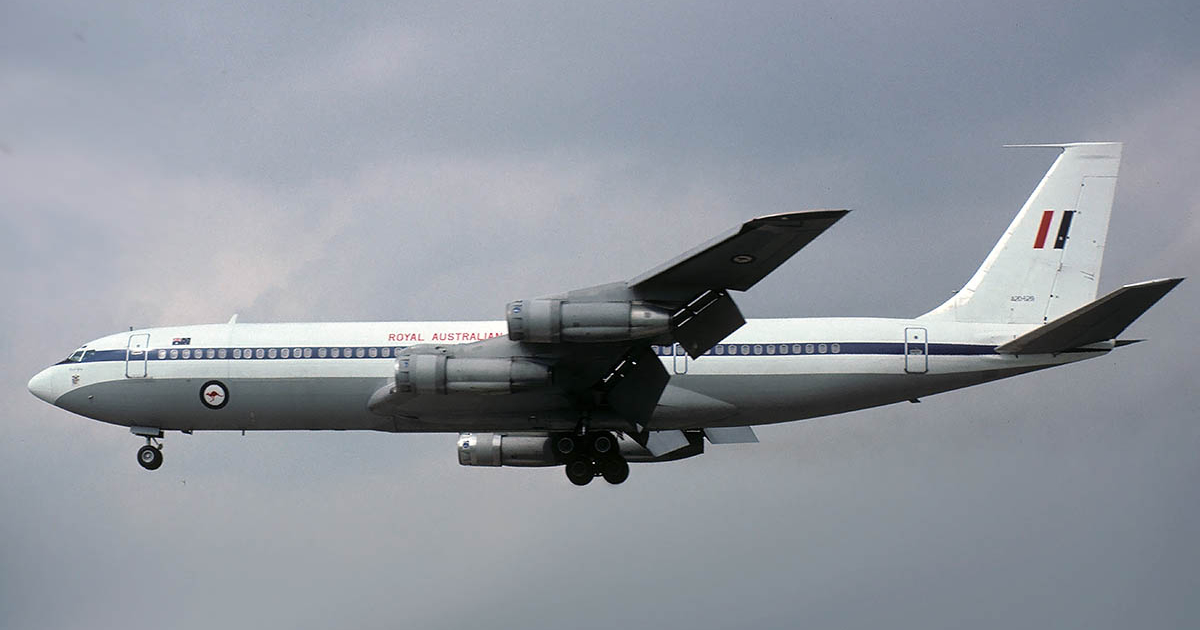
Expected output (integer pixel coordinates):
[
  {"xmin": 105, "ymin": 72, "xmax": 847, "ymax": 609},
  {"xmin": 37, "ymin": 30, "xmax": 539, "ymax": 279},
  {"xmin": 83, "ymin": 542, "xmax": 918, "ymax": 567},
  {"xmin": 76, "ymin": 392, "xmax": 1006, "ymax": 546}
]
[
  {"xmin": 553, "ymin": 431, "xmax": 630, "ymax": 486},
  {"xmin": 131, "ymin": 427, "xmax": 164, "ymax": 471}
]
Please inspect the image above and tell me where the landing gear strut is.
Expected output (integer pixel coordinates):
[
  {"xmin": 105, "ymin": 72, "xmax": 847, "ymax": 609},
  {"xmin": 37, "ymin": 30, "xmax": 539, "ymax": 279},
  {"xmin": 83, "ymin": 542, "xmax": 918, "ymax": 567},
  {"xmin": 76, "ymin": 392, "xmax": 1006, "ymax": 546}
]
[{"xmin": 555, "ymin": 431, "xmax": 628, "ymax": 486}]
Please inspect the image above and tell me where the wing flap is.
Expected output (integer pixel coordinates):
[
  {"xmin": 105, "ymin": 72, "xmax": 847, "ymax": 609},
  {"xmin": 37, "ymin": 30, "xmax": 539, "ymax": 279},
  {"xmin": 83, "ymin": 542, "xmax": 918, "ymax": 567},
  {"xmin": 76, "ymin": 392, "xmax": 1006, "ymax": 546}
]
[
  {"xmin": 703, "ymin": 426, "xmax": 759, "ymax": 444},
  {"xmin": 644, "ymin": 430, "xmax": 691, "ymax": 457},
  {"xmin": 996, "ymin": 277, "xmax": 1183, "ymax": 354}
]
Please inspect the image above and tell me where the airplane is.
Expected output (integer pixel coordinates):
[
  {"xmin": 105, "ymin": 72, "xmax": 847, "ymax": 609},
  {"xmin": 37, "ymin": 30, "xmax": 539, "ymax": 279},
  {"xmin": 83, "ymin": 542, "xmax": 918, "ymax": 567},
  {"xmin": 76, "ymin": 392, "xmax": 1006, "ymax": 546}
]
[{"xmin": 28, "ymin": 142, "xmax": 1182, "ymax": 486}]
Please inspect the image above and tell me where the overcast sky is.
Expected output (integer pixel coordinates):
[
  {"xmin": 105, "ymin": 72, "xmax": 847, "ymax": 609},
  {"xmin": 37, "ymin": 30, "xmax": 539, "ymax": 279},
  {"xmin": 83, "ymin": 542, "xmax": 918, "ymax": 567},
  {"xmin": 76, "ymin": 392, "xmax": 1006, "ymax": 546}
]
[{"xmin": 2, "ymin": 1, "xmax": 1197, "ymax": 629}]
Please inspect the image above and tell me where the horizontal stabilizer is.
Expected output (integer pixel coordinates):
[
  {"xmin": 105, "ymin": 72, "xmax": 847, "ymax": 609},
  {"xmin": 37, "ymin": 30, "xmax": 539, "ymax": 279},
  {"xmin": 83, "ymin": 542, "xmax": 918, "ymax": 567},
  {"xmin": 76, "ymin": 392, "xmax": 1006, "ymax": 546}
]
[
  {"xmin": 704, "ymin": 426, "xmax": 759, "ymax": 444},
  {"xmin": 997, "ymin": 278, "xmax": 1183, "ymax": 354}
]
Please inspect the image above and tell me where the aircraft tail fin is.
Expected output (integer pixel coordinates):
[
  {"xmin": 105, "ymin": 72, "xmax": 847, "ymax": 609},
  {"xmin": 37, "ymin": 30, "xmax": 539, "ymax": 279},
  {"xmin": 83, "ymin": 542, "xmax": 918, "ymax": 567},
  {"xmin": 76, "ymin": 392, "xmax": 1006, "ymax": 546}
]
[
  {"xmin": 921, "ymin": 143, "xmax": 1123, "ymax": 324},
  {"xmin": 996, "ymin": 277, "xmax": 1183, "ymax": 354}
]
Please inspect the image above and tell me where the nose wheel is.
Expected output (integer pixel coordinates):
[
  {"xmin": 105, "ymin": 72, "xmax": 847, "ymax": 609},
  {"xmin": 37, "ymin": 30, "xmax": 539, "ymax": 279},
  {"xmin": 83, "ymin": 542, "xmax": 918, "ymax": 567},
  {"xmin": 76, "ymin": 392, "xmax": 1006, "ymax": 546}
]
[{"xmin": 137, "ymin": 439, "xmax": 163, "ymax": 471}]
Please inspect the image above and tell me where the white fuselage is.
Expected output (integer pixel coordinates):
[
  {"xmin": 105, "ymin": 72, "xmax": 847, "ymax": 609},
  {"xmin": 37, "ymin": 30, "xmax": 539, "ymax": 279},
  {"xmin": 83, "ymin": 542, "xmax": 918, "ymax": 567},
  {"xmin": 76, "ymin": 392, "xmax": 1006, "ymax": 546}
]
[{"xmin": 30, "ymin": 317, "xmax": 1102, "ymax": 434}]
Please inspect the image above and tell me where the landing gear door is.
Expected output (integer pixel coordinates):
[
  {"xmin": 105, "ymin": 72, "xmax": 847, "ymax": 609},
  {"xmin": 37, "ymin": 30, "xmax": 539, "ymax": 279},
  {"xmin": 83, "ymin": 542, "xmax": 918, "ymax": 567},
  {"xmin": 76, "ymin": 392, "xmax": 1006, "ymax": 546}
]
[
  {"xmin": 126, "ymin": 333, "xmax": 150, "ymax": 378},
  {"xmin": 904, "ymin": 327, "xmax": 928, "ymax": 374}
]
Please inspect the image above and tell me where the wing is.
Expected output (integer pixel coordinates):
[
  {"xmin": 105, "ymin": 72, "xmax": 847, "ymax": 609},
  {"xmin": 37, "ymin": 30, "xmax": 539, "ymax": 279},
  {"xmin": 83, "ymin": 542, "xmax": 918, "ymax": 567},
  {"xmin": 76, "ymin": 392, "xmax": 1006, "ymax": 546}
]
[
  {"xmin": 631, "ymin": 209, "xmax": 848, "ymax": 357},
  {"xmin": 374, "ymin": 210, "xmax": 848, "ymax": 453},
  {"xmin": 629, "ymin": 210, "xmax": 849, "ymax": 299}
]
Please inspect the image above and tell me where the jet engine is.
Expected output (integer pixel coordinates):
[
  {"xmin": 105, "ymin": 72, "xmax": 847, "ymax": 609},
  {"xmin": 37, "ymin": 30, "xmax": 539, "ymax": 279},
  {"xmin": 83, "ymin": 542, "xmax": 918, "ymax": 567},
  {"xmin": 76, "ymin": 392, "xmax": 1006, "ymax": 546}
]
[
  {"xmin": 457, "ymin": 433, "xmax": 559, "ymax": 467},
  {"xmin": 456, "ymin": 432, "xmax": 705, "ymax": 467},
  {"xmin": 394, "ymin": 354, "xmax": 551, "ymax": 395},
  {"xmin": 506, "ymin": 299, "xmax": 671, "ymax": 343}
]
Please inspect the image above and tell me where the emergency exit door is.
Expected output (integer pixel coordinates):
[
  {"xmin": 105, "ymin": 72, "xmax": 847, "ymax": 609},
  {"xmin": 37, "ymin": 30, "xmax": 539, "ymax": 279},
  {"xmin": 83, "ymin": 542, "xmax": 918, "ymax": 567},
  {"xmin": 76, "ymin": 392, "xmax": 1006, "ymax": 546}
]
[{"xmin": 904, "ymin": 327, "xmax": 928, "ymax": 374}]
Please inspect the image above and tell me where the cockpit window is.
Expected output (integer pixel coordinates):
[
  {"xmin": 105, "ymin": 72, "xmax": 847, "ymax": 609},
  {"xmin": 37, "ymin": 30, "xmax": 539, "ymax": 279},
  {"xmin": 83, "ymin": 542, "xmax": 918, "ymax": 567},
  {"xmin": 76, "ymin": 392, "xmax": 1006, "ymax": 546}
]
[{"xmin": 66, "ymin": 350, "xmax": 86, "ymax": 363}]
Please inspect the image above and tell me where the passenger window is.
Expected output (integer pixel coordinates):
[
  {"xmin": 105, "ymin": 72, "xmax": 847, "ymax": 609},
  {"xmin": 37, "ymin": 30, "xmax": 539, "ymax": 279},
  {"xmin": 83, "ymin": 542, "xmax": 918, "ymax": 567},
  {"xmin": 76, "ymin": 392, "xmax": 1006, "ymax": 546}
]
[
  {"xmin": 331, "ymin": 348, "xmax": 340, "ymax": 358},
  {"xmin": 355, "ymin": 348, "xmax": 365, "ymax": 358},
  {"xmin": 741, "ymin": 345, "xmax": 750, "ymax": 355},
  {"xmin": 766, "ymin": 344, "xmax": 776, "ymax": 355},
  {"xmin": 753, "ymin": 345, "xmax": 763, "ymax": 355},
  {"xmin": 831, "ymin": 343, "xmax": 841, "ymax": 354},
  {"xmin": 157, "ymin": 349, "xmax": 167, "ymax": 359},
  {"xmin": 293, "ymin": 348, "xmax": 301, "ymax": 358},
  {"xmin": 818, "ymin": 343, "xmax": 827, "ymax": 354},
  {"xmin": 805, "ymin": 344, "xmax": 814, "ymax": 354},
  {"xmin": 169, "ymin": 349, "xmax": 179, "ymax": 359},
  {"xmin": 268, "ymin": 348, "xmax": 277, "ymax": 359},
  {"xmin": 792, "ymin": 344, "xmax": 802, "ymax": 354},
  {"xmin": 368, "ymin": 347, "xmax": 378, "ymax": 358},
  {"xmin": 380, "ymin": 347, "xmax": 390, "ymax": 358},
  {"xmin": 218, "ymin": 349, "xmax": 227, "ymax": 359},
  {"xmin": 715, "ymin": 345, "xmax": 725, "ymax": 355},
  {"xmin": 233, "ymin": 349, "xmax": 242, "ymax": 359},
  {"xmin": 304, "ymin": 348, "xmax": 313, "ymax": 358},
  {"xmin": 280, "ymin": 348, "xmax": 290, "ymax": 359},
  {"xmin": 255, "ymin": 348, "xmax": 265, "ymax": 359},
  {"xmin": 182, "ymin": 349, "xmax": 192, "ymax": 359}
]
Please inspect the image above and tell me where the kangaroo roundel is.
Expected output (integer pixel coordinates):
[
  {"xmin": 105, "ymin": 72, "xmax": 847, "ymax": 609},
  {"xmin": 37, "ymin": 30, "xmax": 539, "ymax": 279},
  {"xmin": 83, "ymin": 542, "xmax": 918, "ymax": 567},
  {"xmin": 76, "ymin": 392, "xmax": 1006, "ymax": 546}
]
[{"xmin": 200, "ymin": 380, "xmax": 229, "ymax": 409}]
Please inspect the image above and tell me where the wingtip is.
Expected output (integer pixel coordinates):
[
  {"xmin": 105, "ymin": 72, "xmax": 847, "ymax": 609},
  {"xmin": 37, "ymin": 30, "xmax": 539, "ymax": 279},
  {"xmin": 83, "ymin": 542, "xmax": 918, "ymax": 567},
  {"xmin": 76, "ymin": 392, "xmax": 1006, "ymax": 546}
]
[
  {"xmin": 1124, "ymin": 277, "xmax": 1185, "ymax": 290},
  {"xmin": 1003, "ymin": 141, "xmax": 1123, "ymax": 149},
  {"xmin": 749, "ymin": 209, "xmax": 850, "ymax": 226}
]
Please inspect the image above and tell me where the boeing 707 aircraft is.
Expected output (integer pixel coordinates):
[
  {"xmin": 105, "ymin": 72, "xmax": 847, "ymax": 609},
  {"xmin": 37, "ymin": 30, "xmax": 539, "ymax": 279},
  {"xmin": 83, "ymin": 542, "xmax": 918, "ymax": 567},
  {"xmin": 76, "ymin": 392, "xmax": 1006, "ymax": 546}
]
[{"xmin": 28, "ymin": 143, "xmax": 1181, "ymax": 485}]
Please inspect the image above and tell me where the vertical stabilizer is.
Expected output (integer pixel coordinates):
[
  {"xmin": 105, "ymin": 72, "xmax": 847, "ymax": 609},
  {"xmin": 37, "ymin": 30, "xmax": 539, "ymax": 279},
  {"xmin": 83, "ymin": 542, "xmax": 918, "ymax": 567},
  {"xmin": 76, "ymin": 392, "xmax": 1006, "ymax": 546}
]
[{"xmin": 921, "ymin": 142, "xmax": 1122, "ymax": 324}]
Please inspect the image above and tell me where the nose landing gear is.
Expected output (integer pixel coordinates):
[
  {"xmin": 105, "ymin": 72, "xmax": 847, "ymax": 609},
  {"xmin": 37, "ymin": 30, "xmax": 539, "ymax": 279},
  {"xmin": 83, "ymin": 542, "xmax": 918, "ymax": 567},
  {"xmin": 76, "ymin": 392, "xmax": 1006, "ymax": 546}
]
[
  {"xmin": 554, "ymin": 431, "xmax": 629, "ymax": 486},
  {"xmin": 137, "ymin": 442, "xmax": 163, "ymax": 470},
  {"xmin": 131, "ymin": 426, "xmax": 164, "ymax": 471}
]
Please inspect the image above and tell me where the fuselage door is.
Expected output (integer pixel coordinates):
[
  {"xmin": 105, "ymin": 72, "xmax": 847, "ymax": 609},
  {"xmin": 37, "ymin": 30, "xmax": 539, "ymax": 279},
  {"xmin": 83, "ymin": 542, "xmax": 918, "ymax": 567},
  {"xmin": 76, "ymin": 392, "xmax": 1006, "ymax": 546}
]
[
  {"xmin": 904, "ymin": 327, "xmax": 928, "ymax": 374},
  {"xmin": 673, "ymin": 343, "xmax": 688, "ymax": 375},
  {"xmin": 126, "ymin": 333, "xmax": 150, "ymax": 378}
]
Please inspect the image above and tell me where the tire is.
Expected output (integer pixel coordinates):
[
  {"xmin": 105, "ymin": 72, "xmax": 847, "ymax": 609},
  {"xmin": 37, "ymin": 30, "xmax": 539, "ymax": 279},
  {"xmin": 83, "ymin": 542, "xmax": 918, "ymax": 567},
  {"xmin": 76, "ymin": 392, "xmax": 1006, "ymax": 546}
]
[
  {"xmin": 591, "ymin": 432, "xmax": 615, "ymax": 455},
  {"xmin": 600, "ymin": 456, "xmax": 629, "ymax": 485},
  {"xmin": 137, "ymin": 445, "xmax": 163, "ymax": 471},
  {"xmin": 553, "ymin": 435, "xmax": 576, "ymax": 457},
  {"xmin": 564, "ymin": 458, "xmax": 594, "ymax": 486}
]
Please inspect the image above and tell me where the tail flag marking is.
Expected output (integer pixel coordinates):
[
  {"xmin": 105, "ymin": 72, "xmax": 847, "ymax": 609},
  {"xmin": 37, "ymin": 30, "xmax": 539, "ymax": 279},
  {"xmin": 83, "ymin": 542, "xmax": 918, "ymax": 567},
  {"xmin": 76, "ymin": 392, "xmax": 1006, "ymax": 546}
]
[
  {"xmin": 1033, "ymin": 210, "xmax": 1055, "ymax": 249},
  {"xmin": 1053, "ymin": 210, "xmax": 1075, "ymax": 250}
]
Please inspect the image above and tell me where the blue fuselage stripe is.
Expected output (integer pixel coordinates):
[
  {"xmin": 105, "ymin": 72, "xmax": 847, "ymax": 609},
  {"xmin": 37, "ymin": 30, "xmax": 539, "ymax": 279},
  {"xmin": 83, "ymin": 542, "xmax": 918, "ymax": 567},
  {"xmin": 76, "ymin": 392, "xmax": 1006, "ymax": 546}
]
[{"xmin": 64, "ymin": 341, "xmax": 997, "ymax": 365}]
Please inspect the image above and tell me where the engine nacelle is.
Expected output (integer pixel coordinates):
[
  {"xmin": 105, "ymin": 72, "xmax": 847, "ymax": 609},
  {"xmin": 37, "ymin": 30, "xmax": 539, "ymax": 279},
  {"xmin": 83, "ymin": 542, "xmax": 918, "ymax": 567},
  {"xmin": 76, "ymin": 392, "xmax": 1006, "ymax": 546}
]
[
  {"xmin": 395, "ymin": 354, "xmax": 551, "ymax": 395},
  {"xmin": 506, "ymin": 299, "xmax": 671, "ymax": 343},
  {"xmin": 457, "ymin": 433, "xmax": 558, "ymax": 467},
  {"xmin": 456, "ymin": 432, "xmax": 704, "ymax": 467}
]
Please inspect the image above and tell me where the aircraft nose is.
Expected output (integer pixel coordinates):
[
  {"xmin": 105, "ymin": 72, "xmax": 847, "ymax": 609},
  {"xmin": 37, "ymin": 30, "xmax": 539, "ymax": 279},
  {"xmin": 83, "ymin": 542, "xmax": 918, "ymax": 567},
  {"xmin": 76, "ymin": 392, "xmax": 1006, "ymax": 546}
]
[{"xmin": 28, "ymin": 367, "xmax": 59, "ymax": 405}]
